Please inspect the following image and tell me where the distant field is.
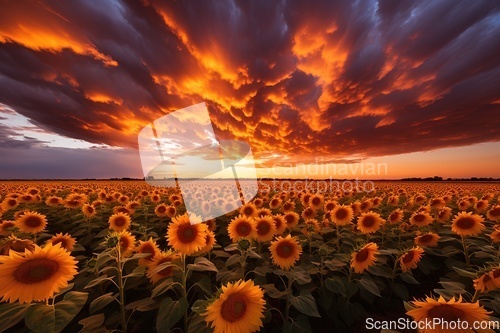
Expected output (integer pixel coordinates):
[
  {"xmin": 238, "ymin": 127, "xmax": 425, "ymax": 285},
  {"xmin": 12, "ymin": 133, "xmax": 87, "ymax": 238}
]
[{"xmin": 0, "ymin": 180, "xmax": 499, "ymax": 333}]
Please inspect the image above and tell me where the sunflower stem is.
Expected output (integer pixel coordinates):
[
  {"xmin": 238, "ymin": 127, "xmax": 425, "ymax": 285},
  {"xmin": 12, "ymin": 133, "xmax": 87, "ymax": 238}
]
[
  {"xmin": 462, "ymin": 236, "xmax": 470, "ymax": 266},
  {"xmin": 284, "ymin": 272, "xmax": 293, "ymax": 323},
  {"xmin": 116, "ymin": 246, "xmax": 127, "ymax": 333},
  {"xmin": 181, "ymin": 254, "xmax": 188, "ymax": 333},
  {"xmin": 471, "ymin": 289, "xmax": 481, "ymax": 303}
]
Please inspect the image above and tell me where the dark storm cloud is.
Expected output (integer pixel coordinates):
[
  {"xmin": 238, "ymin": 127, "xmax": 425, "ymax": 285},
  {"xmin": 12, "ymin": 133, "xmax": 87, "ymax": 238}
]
[{"xmin": 0, "ymin": 0, "xmax": 499, "ymax": 170}]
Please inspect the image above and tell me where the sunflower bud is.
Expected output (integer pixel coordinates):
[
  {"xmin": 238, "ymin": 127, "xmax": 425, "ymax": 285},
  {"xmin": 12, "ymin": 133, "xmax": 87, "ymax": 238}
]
[{"xmin": 238, "ymin": 238, "xmax": 251, "ymax": 251}]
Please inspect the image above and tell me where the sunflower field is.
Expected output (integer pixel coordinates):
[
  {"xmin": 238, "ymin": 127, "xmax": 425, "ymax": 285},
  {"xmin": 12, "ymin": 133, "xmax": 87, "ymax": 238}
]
[{"xmin": 0, "ymin": 180, "xmax": 499, "ymax": 333}]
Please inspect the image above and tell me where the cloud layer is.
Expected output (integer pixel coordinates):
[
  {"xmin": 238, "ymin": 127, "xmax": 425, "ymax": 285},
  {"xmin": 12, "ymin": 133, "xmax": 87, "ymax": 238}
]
[{"xmin": 1, "ymin": 0, "xmax": 499, "ymax": 168}]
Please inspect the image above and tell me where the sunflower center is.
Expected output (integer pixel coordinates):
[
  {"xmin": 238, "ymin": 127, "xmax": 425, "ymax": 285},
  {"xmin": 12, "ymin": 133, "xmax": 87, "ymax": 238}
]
[
  {"xmin": 355, "ymin": 248, "xmax": 369, "ymax": 262},
  {"xmin": 114, "ymin": 217, "xmax": 127, "ymax": 227},
  {"xmin": 419, "ymin": 235, "xmax": 433, "ymax": 243},
  {"xmin": 276, "ymin": 242, "xmax": 294, "ymax": 258},
  {"xmin": 414, "ymin": 214, "xmax": 425, "ymax": 223},
  {"xmin": 221, "ymin": 293, "xmax": 247, "ymax": 322},
  {"xmin": 157, "ymin": 258, "xmax": 173, "ymax": 277},
  {"xmin": 427, "ymin": 304, "xmax": 464, "ymax": 322},
  {"xmin": 8, "ymin": 199, "xmax": 17, "ymax": 206},
  {"xmin": 490, "ymin": 208, "xmax": 500, "ymax": 216},
  {"xmin": 483, "ymin": 274, "xmax": 492, "ymax": 283},
  {"xmin": 158, "ymin": 206, "xmax": 166, "ymax": 213},
  {"xmin": 87, "ymin": 206, "xmax": 94, "ymax": 213},
  {"xmin": 257, "ymin": 221, "xmax": 271, "ymax": 235},
  {"xmin": 336, "ymin": 209, "xmax": 348, "ymax": 220},
  {"xmin": 274, "ymin": 218, "xmax": 282, "ymax": 229},
  {"xmin": 236, "ymin": 222, "xmax": 251, "ymax": 236},
  {"xmin": 285, "ymin": 215, "xmax": 295, "ymax": 225},
  {"xmin": 14, "ymin": 258, "xmax": 59, "ymax": 284},
  {"xmin": 312, "ymin": 198, "xmax": 321, "ymax": 206},
  {"xmin": 284, "ymin": 203, "xmax": 292, "ymax": 210},
  {"xmin": 177, "ymin": 224, "xmax": 197, "ymax": 243},
  {"xmin": 243, "ymin": 206, "xmax": 254, "ymax": 216},
  {"xmin": 141, "ymin": 244, "xmax": 155, "ymax": 259},
  {"xmin": 390, "ymin": 212, "xmax": 399, "ymax": 221},
  {"xmin": 53, "ymin": 239, "xmax": 67, "ymax": 248},
  {"xmin": 362, "ymin": 216, "xmax": 375, "ymax": 227},
  {"xmin": 402, "ymin": 251, "xmax": 415, "ymax": 263},
  {"xmin": 24, "ymin": 216, "xmax": 43, "ymax": 228},
  {"xmin": 456, "ymin": 217, "xmax": 475, "ymax": 229}
]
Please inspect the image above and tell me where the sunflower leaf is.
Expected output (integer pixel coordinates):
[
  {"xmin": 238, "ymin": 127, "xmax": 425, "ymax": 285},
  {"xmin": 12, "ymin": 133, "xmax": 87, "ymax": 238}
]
[
  {"xmin": 0, "ymin": 302, "xmax": 31, "ymax": 332},
  {"xmin": 187, "ymin": 257, "xmax": 218, "ymax": 273},
  {"xmin": 156, "ymin": 296, "xmax": 188, "ymax": 333},
  {"xmin": 89, "ymin": 292, "xmax": 118, "ymax": 314},
  {"xmin": 287, "ymin": 289, "xmax": 321, "ymax": 318}
]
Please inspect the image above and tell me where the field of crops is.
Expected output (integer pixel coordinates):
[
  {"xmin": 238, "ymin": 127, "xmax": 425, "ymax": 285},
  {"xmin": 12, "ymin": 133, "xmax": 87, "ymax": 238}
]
[{"xmin": 0, "ymin": 180, "xmax": 499, "ymax": 333}]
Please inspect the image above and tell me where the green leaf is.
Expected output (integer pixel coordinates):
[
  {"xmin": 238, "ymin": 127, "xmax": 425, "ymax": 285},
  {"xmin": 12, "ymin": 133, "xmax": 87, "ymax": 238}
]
[
  {"xmin": 124, "ymin": 265, "xmax": 146, "ymax": 278},
  {"xmin": 453, "ymin": 266, "xmax": 477, "ymax": 278},
  {"xmin": 0, "ymin": 302, "xmax": 31, "ymax": 332},
  {"xmin": 288, "ymin": 290, "xmax": 321, "ymax": 318},
  {"xmin": 325, "ymin": 276, "xmax": 347, "ymax": 297},
  {"xmin": 283, "ymin": 315, "xmax": 312, "ymax": 333},
  {"xmin": 84, "ymin": 275, "xmax": 111, "ymax": 289},
  {"xmin": 367, "ymin": 265, "xmax": 393, "ymax": 278},
  {"xmin": 25, "ymin": 291, "xmax": 88, "ymax": 333},
  {"xmin": 400, "ymin": 272, "xmax": 420, "ymax": 284},
  {"xmin": 78, "ymin": 314, "xmax": 105, "ymax": 332},
  {"xmin": 151, "ymin": 278, "xmax": 175, "ymax": 298},
  {"xmin": 358, "ymin": 277, "xmax": 381, "ymax": 297},
  {"xmin": 89, "ymin": 292, "xmax": 118, "ymax": 314},
  {"xmin": 261, "ymin": 284, "xmax": 290, "ymax": 299},
  {"xmin": 187, "ymin": 257, "xmax": 218, "ymax": 273},
  {"xmin": 225, "ymin": 253, "xmax": 241, "ymax": 267},
  {"xmin": 187, "ymin": 312, "xmax": 211, "ymax": 333},
  {"xmin": 156, "ymin": 297, "xmax": 188, "ymax": 333},
  {"xmin": 125, "ymin": 298, "xmax": 157, "ymax": 311},
  {"xmin": 292, "ymin": 267, "xmax": 312, "ymax": 285}
]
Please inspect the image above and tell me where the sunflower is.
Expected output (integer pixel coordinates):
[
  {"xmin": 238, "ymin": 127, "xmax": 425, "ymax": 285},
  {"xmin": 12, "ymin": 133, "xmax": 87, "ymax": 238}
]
[
  {"xmin": 154, "ymin": 203, "xmax": 169, "ymax": 217},
  {"xmin": 0, "ymin": 220, "xmax": 15, "ymax": 236},
  {"xmin": 272, "ymin": 214, "xmax": 287, "ymax": 235},
  {"xmin": 81, "ymin": 204, "xmax": 96, "ymax": 219},
  {"xmin": 309, "ymin": 194, "xmax": 324, "ymax": 210},
  {"xmin": 198, "ymin": 231, "xmax": 216, "ymax": 254},
  {"xmin": 490, "ymin": 229, "xmax": 500, "ymax": 243},
  {"xmin": 0, "ymin": 243, "xmax": 78, "ymax": 303},
  {"xmin": 113, "ymin": 206, "xmax": 133, "ymax": 215},
  {"xmin": 269, "ymin": 197, "xmax": 282, "ymax": 210},
  {"xmin": 47, "ymin": 233, "xmax": 76, "ymax": 252},
  {"xmin": 301, "ymin": 219, "xmax": 320, "ymax": 236},
  {"xmin": 166, "ymin": 213, "xmax": 208, "ymax": 255},
  {"xmin": 204, "ymin": 279, "xmax": 265, "ymax": 333},
  {"xmin": 406, "ymin": 295, "xmax": 492, "ymax": 333},
  {"xmin": 118, "ymin": 231, "xmax": 136, "ymax": 257},
  {"xmin": 283, "ymin": 211, "xmax": 300, "ymax": 229},
  {"xmin": 227, "ymin": 215, "xmax": 256, "ymax": 242},
  {"xmin": 324, "ymin": 200, "xmax": 338, "ymax": 212},
  {"xmin": 269, "ymin": 235, "xmax": 302, "ymax": 270},
  {"xmin": 239, "ymin": 202, "xmax": 258, "ymax": 218},
  {"xmin": 252, "ymin": 216, "xmax": 276, "ymax": 242},
  {"xmin": 15, "ymin": 211, "xmax": 47, "ymax": 233},
  {"xmin": 474, "ymin": 199, "xmax": 489, "ymax": 213},
  {"xmin": 451, "ymin": 211, "xmax": 485, "ymax": 237},
  {"xmin": 409, "ymin": 212, "xmax": 433, "ymax": 227},
  {"xmin": 351, "ymin": 242, "xmax": 379, "ymax": 273},
  {"xmin": 0, "ymin": 236, "xmax": 35, "ymax": 255},
  {"xmin": 281, "ymin": 201, "xmax": 295, "ymax": 212},
  {"xmin": 108, "ymin": 212, "xmax": 131, "ymax": 232},
  {"xmin": 257, "ymin": 208, "xmax": 272, "ymax": 218},
  {"xmin": 136, "ymin": 238, "xmax": 161, "ymax": 265},
  {"xmin": 486, "ymin": 205, "xmax": 500, "ymax": 222},
  {"xmin": 388, "ymin": 209, "xmax": 404, "ymax": 224},
  {"xmin": 400, "ymin": 247, "xmax": 424, "ymax": 273},
  {"xmin": 473, "ymin": 270, "xmax": 498, "ymax": 293},
  {"xmin": 330, "ymin": 205, "xmax": 354, "ymax": 226},
  {"xmin": 204, "ymin": 218, "xmax": 217, "ymax": 232},
  {"xmin": 301, "ymin": 207, "xmax": 316, "ymax": 221},
  {"xmin": 1, "ymin": 197, "xmax": 19, "ymax": 211},
  {"xmin": 414, "ymin": 232, "xmax": 440, "ymax": 247},
  {"xmin": 356, "ymin": 212, "xmax": 384, "ymax": 234},
  {"xmin": 146, "ymin": 251, "xmax": 180, "ymax": 284},
  {"xmin": 436, "ymin": 207, "xmax": 452, "ymax": 223}
]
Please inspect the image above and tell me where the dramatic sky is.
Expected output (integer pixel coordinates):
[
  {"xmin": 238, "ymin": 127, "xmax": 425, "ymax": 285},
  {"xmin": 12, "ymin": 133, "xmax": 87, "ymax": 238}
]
[{"xmin": 1, "ymin": 0, "xmax": 499, "ymax": 179}]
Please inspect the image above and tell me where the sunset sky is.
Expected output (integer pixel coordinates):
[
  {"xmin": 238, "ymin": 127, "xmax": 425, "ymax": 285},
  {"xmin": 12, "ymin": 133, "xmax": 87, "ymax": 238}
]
[{"xmin": 1, "ymin": 0, "xmax": 499, "ymax": 179}]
